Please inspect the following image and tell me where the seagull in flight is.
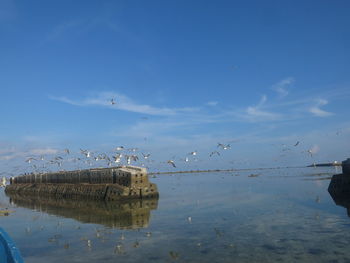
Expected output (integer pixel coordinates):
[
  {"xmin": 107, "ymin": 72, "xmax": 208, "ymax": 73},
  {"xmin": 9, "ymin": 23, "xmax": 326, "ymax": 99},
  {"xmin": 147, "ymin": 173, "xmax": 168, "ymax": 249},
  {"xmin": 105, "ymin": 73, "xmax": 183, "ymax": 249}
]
[
  {"xmin": 210, "ymin": 151, "xmax": 220, "ymax": 157},
  {"xmin": 80, "ymin": 149, "xmax": 91, "ymax": 158},
  {"xmin": 115, "ymin": 146, "xmax": 124, "ymax": 151},
  {"xmin": 113, "ymin": 154, "xmax": 122, "ymax": 163},
  {"xmin": 307, "ymin": 149, "xmax": 313, "ymax": 157},
  {"xmin": 218, "ymin": 143, "xmax": 230, "ymax": 150},
  {"xmin": 25, "ymin": 157, "xmax": 36, "ymax": 164},
  {"xmin": 167, "ymin": 160, "xmax": 176, "ymax": 168},
  {"xmin": 142, "ymin": 153, "xmax": 151, "ymax": 159}
]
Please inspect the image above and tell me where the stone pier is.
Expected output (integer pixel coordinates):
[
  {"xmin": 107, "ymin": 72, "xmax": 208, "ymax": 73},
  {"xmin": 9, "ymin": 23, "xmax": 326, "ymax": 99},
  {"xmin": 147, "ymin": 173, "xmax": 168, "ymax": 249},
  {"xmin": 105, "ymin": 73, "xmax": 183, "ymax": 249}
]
[{"xmin": 5, "ymin": 166, "xmax": 159, "ymax": 201}]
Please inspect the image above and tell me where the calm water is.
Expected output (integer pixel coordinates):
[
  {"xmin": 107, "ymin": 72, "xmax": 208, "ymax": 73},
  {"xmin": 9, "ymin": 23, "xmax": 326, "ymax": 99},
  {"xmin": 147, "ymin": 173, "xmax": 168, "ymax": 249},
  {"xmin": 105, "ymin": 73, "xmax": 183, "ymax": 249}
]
[{"xmin": 1, "ymin": 167, "xmax": 350, "ymax": 263}]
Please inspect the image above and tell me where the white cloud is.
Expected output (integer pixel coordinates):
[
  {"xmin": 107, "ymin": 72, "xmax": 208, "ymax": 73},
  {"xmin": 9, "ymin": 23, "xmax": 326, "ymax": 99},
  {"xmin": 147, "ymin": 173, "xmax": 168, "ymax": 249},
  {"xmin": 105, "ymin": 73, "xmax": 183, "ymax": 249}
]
[
  {"xmin": 272, "ymin": 77, "xmax": 294, "ymax": 98},
  {"xmin": 50, "ymin": 92, "xmax": 198, "ymax": 116},
  {"xmin": 206, "ymin": 101, "xmax": 218, "ymax": 106},
  {"xmin": 246, "ymin": 106, "xmax": 280, "ymax": 120},
  {"xmin": 243, "ymin": 95, "xmax": 281, "ymax": 122},
  {"xmin": 309, "ymin": 99, "xmax": 333, "ymax": 117},
  {"xmin": 29, "ymin": 148, "xmax": 59, "ymax": 155},
  {"xmin": 0, "ymin": 147, "xmax": 59, "ymax": 161}
]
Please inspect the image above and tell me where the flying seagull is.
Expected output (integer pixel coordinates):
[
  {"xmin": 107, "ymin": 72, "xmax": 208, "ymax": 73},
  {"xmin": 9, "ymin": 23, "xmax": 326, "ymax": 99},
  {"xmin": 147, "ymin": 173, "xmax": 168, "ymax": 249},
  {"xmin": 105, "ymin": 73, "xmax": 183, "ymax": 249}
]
[
  {"xmin": 210, "ymin": 151, "xmax": 220, "ymax": 157},
  {"xmin": 115, "ymin": 146, "xmax": 124, "ymax": 151},
  {"xmin": 167, "ymin": 160, "xmax": 176, "ymax": 168},
  {"xmin": 217, "ymin": 143, "xmax": 230, "ymax": 150},
  {"xmin": 142, "ymin": 153, "xmax": 151, "ymax": 159},
  {"xmin": 307, "ymin": 149, "xmax": 313, "ymax": 157}
]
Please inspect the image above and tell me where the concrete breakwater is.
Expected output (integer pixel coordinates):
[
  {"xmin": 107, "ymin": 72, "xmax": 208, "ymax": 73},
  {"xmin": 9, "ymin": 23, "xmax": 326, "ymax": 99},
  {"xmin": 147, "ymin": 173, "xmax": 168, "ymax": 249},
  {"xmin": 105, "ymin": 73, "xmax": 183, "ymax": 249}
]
[{"xmin": 5, "ymin": 166, "xmax": 159, "ymax": 201}]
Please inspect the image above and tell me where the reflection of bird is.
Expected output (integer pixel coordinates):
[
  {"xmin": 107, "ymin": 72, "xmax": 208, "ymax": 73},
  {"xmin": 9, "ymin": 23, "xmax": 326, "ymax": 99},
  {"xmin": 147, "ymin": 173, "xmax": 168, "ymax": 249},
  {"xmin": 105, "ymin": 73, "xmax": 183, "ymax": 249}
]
[
  {"xmin": 169, "ymin": 251, "xmax": 179, "ymax": 260},
  {"xmin": 294, "ymin": 141, "xmax": 300, "ymax": 147},
  {"xmin": 167, "ymin": 160, "xmax": 176, "ymax": 168}
]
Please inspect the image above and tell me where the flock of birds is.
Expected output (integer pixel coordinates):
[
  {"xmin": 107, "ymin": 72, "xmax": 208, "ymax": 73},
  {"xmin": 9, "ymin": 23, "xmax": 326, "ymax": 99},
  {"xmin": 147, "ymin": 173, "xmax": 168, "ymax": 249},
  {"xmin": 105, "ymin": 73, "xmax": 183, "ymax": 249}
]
[
  {"xmin": 0, "ymin": 136, "xmax": 324, "ymax": 182},
  {"xmin": 0, "ymin": 97, "xmax": 340, "ymax": 180},
  {"xmin": 18, "ymin": 142, "xmax": 233, "ymax": 174}
]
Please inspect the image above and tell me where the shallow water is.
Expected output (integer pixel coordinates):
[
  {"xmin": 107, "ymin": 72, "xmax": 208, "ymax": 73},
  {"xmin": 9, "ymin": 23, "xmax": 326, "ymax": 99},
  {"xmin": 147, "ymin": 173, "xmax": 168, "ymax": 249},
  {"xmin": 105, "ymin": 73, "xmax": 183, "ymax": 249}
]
[{"xmin": 1, "ymin": 167, "xmax": 350, "ymax": 263}]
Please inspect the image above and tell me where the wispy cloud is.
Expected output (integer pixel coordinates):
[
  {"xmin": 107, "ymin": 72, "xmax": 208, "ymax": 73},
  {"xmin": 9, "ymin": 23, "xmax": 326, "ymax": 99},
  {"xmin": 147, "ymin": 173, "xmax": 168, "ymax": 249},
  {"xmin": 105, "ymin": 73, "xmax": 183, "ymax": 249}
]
[
  {"xmin": 272, "ymin": 77, "xmax": 294, "ymax": 98},
  {"xmin": 50, "ymin": 92, "xmax": 198, "ymax": 116},
  {"xmin": 243, "ymin": 95, "xmax": 281, "ymax": 122},
  {"xmin": 29, "ymin": 148, "xmax": 59, "ymax": 155},
  {"xmin": 309, "ymin": 99, "xmax": 333, "ymax": 117},
  {"xmin": 0, "ymin": 147, "xmax": 59, "ymax": 161},
  {"xmin": 46, "ymin": 20, "xmax": 84, "ymax": 41},
  {"xmin": 206, "ymin": 101, "xmax": 218, "ymax": 106}
]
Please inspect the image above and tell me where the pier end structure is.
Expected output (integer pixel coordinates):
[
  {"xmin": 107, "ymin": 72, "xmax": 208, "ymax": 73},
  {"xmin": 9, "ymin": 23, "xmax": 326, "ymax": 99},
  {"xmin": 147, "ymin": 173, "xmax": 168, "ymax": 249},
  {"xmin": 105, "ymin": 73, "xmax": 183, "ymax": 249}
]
[
  {"xmin": 343, "ymin": 158, "xmax": 350, "ymax": 175},
  {"xmin": 5, "ymin": 166, "xmax": 159, "ymax": 201}
]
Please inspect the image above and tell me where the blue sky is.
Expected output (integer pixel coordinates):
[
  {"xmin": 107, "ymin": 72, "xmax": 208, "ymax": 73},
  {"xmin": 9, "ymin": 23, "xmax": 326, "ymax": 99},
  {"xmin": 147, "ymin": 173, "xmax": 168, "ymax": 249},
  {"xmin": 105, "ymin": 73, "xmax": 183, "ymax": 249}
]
[{"xmin": 1, "ymin": 0, "xmax": 350, "ymax": 173}]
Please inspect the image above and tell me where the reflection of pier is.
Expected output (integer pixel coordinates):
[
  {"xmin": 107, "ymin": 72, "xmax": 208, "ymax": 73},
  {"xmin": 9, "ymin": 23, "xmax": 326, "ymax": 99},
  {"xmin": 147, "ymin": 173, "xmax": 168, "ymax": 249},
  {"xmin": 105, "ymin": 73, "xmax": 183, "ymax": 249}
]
[
  {"xmin": 6, "ymin": 192, "xmax": 158, "ymax": 229},
  {"xmin": 328, "ymin": 174, "xmax": 350, "ymax": 217}
]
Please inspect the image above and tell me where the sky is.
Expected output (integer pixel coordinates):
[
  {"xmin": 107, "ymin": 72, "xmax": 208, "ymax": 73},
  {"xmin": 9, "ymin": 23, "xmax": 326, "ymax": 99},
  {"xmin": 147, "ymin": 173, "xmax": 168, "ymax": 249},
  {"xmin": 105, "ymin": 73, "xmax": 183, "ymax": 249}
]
[{"xmin": 0, "ymin": 0, "xmax": 350, "ymax": 174}]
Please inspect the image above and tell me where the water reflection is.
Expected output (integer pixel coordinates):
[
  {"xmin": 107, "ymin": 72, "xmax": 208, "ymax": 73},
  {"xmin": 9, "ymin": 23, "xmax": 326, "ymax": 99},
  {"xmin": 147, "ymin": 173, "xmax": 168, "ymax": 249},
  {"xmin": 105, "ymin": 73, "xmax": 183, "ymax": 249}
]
[
  {"xmin": 328, "ymin": 173, "xmax": 350, "ymax": 217},
  {"xmin": 6, "ymin": 192, "xmax": 158, "ymax": 229}
]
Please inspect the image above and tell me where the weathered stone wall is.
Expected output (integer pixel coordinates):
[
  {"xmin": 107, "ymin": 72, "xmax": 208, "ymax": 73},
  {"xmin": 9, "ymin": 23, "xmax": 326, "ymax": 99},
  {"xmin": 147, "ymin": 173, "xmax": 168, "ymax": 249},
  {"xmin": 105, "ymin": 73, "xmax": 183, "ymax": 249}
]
[
  {"xmin": 5, "ymin": 183, "xmax": 158, "ymax": 201},
  {"xmin": 12, "ymin": 168, "xmax": 118, "ymax": 185}
]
